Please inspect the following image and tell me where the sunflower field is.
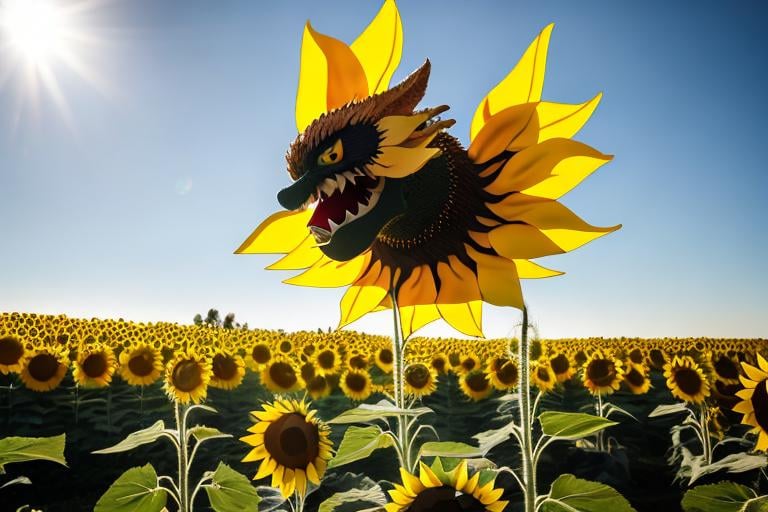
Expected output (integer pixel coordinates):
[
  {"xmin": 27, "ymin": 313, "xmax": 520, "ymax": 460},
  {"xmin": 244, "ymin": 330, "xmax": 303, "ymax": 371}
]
[{"xmin": 2, "ymin": 311, "xmax": 767, "ymax": 512}]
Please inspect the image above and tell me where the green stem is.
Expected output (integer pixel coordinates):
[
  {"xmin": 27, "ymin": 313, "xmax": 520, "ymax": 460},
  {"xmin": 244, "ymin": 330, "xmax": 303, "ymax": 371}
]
[
  {"xmin": 390, "ymin": 291, "xmax": 413, "ymax": 471},
  {"xmin": 175, "ymin": 401, "xmax": 189, "ymax": 512},
  {"xmin": 517, "ymin": 306, "xmax": 536, "ymax": 512},
  {"xmin": 699, "ymin": 403, "xmax": 712, "ymax": 465},
  {"xmin": 595, "ymin": 393, "xmax": 605, "ymax": 452}
]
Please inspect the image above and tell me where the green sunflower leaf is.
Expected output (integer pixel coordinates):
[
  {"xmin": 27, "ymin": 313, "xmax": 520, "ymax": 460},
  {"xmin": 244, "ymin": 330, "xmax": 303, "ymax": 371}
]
[
  {"xmin": 328, "ymin": 400, "xmax": 432, "ymax": 425},
  {"xmin": 92, "ymin": 420, "xmax": 173, "ymax": 455},
  {"xmin": 539, "ymin": 411, "xmax": 617, "ymax": 440},
  {"xmin": 328, "ymin": 426, "xmax": 395, "ymax": 469},
  {"xmin": 318, "ymin": 485, "xmax": 387, "ymax": 512},
  {"xmin": 0, "ymin": 434, "xmax": 67, "ymax": 472},
  {"xmin": 94, "ymin": 464, "xmax": 167, "ymax": 512},
  {"xmin": 419, "ymin": 441, "xmax": 483, "ymax": 458},
  {"xmin": 649, "ymin": 403, "xmax": 691, "ymax": 418},
  {"xmin": 187, "ymin": 425, "xmax": 232, "ymax": 444},
  {"xmin": 541, "ymin": 474, "xmax": 636, "ymax": 512},
  {"xmin": 204, "ymin": 462, "xmax": 260, "ymax": 512},
  {"xmin": 682, "ymin": 481, "xmax": 768, "ymax": 512}
]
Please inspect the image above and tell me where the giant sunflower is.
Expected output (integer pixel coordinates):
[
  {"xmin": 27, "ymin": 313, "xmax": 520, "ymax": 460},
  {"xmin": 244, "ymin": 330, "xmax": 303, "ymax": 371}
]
[
  {"xmin": 236, "ymin": 1, "xmax": 619, "ymax": 339},
  {"xmin": 20, "ymin": 346, "xmax": 69, "ymax": 392},
  {"xmin": 386, "ymin": 460, "xmax": 507, "ymax": 512},
  {"xmin": 663, "ymin": 356, "xmax": 710, "ymax": 404},
  {"xmin": 119, "ymin": 342, "xmax": 164, "ymax": 386},
  {"xmin": 0, "ymin": 334, "xmax": 26, "ymax": 374},
  {"xmin": 242, "ymin": 399, "xmax": 333, "ymax": 497},
  {"xmin": 582, "ymin": 351, "xmax": 624, "ymax": 396},
  {"xmin": 73, "ymin": 344, "xmax": 116, "ymax": 388},
  {"xmin": 164, "ymin": 350, "xmax": 212, "ymax": 404},
  {"xmin": 734, "ymin": 353, "xmax": 768, "ymax": 451}
]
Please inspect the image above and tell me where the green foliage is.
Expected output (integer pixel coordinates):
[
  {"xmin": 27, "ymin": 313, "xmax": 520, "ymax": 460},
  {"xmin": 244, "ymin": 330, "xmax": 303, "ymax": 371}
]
[
  {"xmin": 327, "ymin": 399, "xmax": 432, "ymax": 424},
  {"xmin": 202, "ymin": 462, "xmax": 260, "ymax": 512},
  {"xmin": 419, "ymin": 441, "xmax": 483, "ymax": 458},
  {"xmin": 317, "ymin": 486, "xmax": 387, "ymax": 512},
  {"xmin": 539, "ymin": 411, "xmax": 617, "ymax": 440},
  {"xmin": 92, "ymin": 420, "xmax": 171, "ymax": 455},
  {"xmin": 94, "ymin": 464, "xmax": 167, "ymax": 512},
  {"xmin": 329, "ymin": 425, "xmax": 395, "ymax": 469},
  {"xmin": 187, "ymin": 425, "xmax": 231, "ymax": 444},
  {"xmin": 682, "ymin": 481, "xmax": 768, "ymax": 512},
  {"xmin": 541, "ymin": 474, "xmax": 636, "ymax": 512},
  {"xmin": 0, "ymin": 434, "xmax": 67, "ymax": 473}
]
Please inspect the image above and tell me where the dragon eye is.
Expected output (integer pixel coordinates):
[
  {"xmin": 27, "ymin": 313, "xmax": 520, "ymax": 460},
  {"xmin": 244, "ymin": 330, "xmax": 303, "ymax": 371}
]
[{"xmin": 317, "ymin": 139, "xmax": 343, "ymax": 166}]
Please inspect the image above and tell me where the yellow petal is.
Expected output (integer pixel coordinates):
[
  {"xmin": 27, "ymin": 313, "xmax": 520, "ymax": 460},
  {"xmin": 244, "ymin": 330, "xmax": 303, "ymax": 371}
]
[
  {"xmin": 470, "ymin": 24, "xmax": 553, "ymax": 141},
  {"xmin": 306, "ymin": 462, "xmax": 320, "ymax": 485},
  {"xmin": 294, "ymin": 469, "xmax": 307, "ymax": 496},
  {"xmin": 488, "ymin": 224, "xmax": 563, "ymax": 259},
  {"xmin": 468, "ymin": 103, "xmax": 539, "ymax": 164},
  {"xmin": 377, "ymin": 112, "xmax": 432, "ymax": 147},
  {"xmin": 242, "ymin": 445, "xmax": 267, "ymax": 462},
  {"xmin": 400, "ymin": 304, "xmax": 441, "ymax": 339},
  {"xmin": 296, "ymin": 23, "xmax": 368, "ymax": 132},
  {"xmin": 397, "ymin": 266, "xmax": 437, "ymax": 306},
  {"xmin": 254, "ymin": 456, "xmax": 276, "ymax": 480},
  {"xmin": 758, "ymin": 353, "xmax": 768, "ymax": 373},
  {"xmin": 467, "ymin": 247, "xmax": 524, "ymax": 308},
  {"xmin": 742, "ymin": 363, "xmax": 768, "ymax": 383},
  {"xmin": 487, "ymin": 501, "xmax": 509, "ymax": 512},
  {"xmin": 236, "ymin": 209, "xmax": 313, "ymax": 254},
  {"xmin": 418, "ymin": 462, "xmax": 442, "ymax": 487},
  {"xmin": 338, "ymin": 263, "xmax": 390, "ymax": 328},
  {"xmin": 486, "ymin": 138, "xmax": 612, "ymax": 200},
  {"xmin": 488, "ymin": 194, "xmax": 620, "ymax": 253},
  {"xmin": 438, "ymin": 302, "xmax": 484, "ymax": 338},
  {"xmin": 400, "ymin": 467, "xmax": 425, "ymax": 495},
  {"xmin": 463, "ymin": 472, "xmax": 480, "ymax": 494},
  {"xmin": 350, "ymin": 0, "xmax": 403, "ymax": 95},
  {"xmin": 435, "ymin": 255, "xmax": 482, "ymax": 304},
  {"xmin": 514, "ymin": 259, "xmax": 563, "ymax": 279},
  {"xmin": 537, "ymin": 93, "xmax": 602, "ymax": 142},
  {"xmin": 267, "ymin": 235, "xmax": 324, "ymax": 270},
  {"xmin": 453, "ymin": 460, "xmax": 469, "ymax": 490},
  {"xmin": 732, "ymin": 400, "xmax": 753, "ymax": 414},
  {"xmin": 284, "ymin": 253, "xmax": 369, "ymax": 287},
  {"xmin": 366, "ymin": 136, "xmax": 441, "ymax": 179}
]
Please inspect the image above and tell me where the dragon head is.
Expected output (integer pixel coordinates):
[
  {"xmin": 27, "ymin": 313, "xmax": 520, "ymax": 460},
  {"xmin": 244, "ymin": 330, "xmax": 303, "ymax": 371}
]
[{"xmin": 279, "ymin": 61, "xmax": 454, "ymax": 261}]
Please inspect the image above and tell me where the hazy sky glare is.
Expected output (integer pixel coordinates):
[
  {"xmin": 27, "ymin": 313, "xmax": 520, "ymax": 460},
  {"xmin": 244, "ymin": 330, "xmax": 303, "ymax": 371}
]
[{"xmin": 1, "ymin": 0, "xmax": 766, "ymax": 340}]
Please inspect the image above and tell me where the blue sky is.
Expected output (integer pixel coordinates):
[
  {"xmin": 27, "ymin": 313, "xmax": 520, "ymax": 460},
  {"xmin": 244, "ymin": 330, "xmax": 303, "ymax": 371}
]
[{"xmin": 1, "ymin": 0, "xmax": 766, "ymax": 340}]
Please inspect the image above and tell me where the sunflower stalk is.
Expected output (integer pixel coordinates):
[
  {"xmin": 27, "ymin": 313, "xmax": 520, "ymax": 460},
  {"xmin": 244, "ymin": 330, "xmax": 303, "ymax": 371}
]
[
  {"xmin": 390, "ymin": 291, "xmax": 416, "ymax": 472},
  {"xmin": 175, "ymin": 401, "xmax": 190, "ymax": 512},
  {"xmin": 517, "ymin": 306, "xmax": 537, "ymax": 512},
  {"xmin": 698, "ymin": 403, "xmax": 713, "ymax": 465}
]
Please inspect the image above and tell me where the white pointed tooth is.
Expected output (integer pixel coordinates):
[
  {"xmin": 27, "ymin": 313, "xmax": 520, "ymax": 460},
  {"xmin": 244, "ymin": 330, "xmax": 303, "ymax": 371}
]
[
  {"xmin": 343, "ymin": 170, "xmax": 357, "ymax": 185},
  {"xmin": 353, "ymin": 168, "xmax": 365, "ymax": 176},
  {"xmin": 328, "ymin": 219, "xmax": 340, "ymax": 234},
  {"xmin": 320, "ymin": 179, "xmax": 336, "ymax": 197},
  {"xmin": 344, "ymin": 209, "xmax": 356, "ymax": 225},
  {"xmin": 336, "ymin": 173, "xmax": 347, "ymax": 194}
]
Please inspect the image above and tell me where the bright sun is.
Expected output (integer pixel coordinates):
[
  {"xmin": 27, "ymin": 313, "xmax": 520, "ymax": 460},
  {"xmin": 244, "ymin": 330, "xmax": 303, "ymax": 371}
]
[{"xmin": 1, "ymin": 0, "xmax": 70, "ymax": 64}]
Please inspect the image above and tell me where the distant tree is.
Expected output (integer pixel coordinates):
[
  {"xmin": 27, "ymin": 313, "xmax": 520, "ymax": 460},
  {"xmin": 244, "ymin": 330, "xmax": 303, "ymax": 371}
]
[{"xmin": 192, "ymin": 308, "xmax": 248, "ymax": 330}]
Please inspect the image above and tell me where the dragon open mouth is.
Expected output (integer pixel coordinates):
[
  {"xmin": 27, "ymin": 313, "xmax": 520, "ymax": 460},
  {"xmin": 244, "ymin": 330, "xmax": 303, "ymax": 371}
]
[{"xmin": 308, "ymin": 171, "xmax": 384, "ymax": 245}]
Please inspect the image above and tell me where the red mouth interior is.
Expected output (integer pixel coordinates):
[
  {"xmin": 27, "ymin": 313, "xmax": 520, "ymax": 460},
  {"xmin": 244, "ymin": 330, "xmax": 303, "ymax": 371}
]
[{"xmin": 308, "ymin": 174, "xmax": 377, "ymax": 231}]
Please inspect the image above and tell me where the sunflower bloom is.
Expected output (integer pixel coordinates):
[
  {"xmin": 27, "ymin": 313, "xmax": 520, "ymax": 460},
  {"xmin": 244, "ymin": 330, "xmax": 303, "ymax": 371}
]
[
  {"xmin": 119, "ymin": 342, "xmax": 164, "ymax": 386},
  {"xmin": 242, "ymin": 399, "xmax": 333, "ymax": 497},
  {"xmin": 733, "ymin": 353, "xmax": 768, "ymax": 451},
  {"xmin": 582, "ymin": 351, "xmax": 624, "ymax": 396},
  {"xmin": 236, "ymin": 1, "xmax": 619, "ymax": 339},
  {"xmin": 403, "ymin": 362, "xmax": 438, "ymax": 398},
  {"xmin": 164, "ymin": 350, "xmax": 212, "ymax": 404},
  {"xmin": 20, "ymin": 346, "xmax": 69, "ymax": 392},
  {"xmin": 73, "ymin": 344, "xmax": 116, "ymax": 388},
  {"xmin": 0, "ymin": 334, "xmax": 26, "ymax": 374},
  {"xmin": 386, "ymin": 460, "xmax": 507, "ymax": 512},
  {"xmin": 209, "ymin": 350, "xmax": 246, "ymax": 390},
  {"xmin": 664, "ymin": 356, "xmax": 710, "ymax": 404}
]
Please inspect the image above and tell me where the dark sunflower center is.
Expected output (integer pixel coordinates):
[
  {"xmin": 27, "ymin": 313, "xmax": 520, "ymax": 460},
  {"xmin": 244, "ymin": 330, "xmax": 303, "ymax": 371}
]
[
  {"xmin": 212, "ymin": 354, "xmax": 238, "ymax": 381},
  {"xmin": 345, "ymin": 372, "xmax": 367, "ymax": 392},
  {"xmin": 649, "ymin": 349, "xmax": 666, "ymax": 369},
  {"xmin": 550, "ymin": 354, "xmax": 570, "ymax": 375},
  {"xmin": 82, "ymin": 353, "xmax": 108, "ymax": 378},
  {"xmin": 172, "ymin": 360, "xmax": 204, "ymax": 392},
  {"xmin": 409, "ymin": 486, "xmax": 485, "ymax": 512},
  {"xmin": 536, "ymin": 367, "xmax": 551, "ymax": 382},
  {"xmin": 751, "ymin": 381, "xmax": 768, "ymax": 432},
  {"xmin": 318, "ymin": 350, "xmax": 336, "ymax": 369},
  {"xmin": 28, "ymin": 354, "xmax": 59, "ymax": 381},
  {"xmin": 674, "ymin": 367, "xmax": 703, "ymax": 396},
  {"xmin": 405, "ymin": 364, "xmax": 431, "ymax": 389},
  {"xmin": 461, "ymin": 358, "xmax": 477, "ymax": 372},
  {"xmin": 624, "ymin": 367, "xmax": 645, "ymax": 387},
  {"xmin": 629, "ymin": 349, "xmax": 644, "ymax": 365},
  {"xmin": 0, "ymin": 336, "xmax": 24, "ymax": 365},
  {"xmin": 497, "ymin": 361, "xmax": 518, "ymax": 385},
  {"xmin": 587, "ymin": 358, "xmax": 616, "ymax": 387},
  {"xmin": 449, "ymin": 353, "xmax": 461, "ymax": 367},
  {"xmin": 252, "ymin": 344, "xmax": 271, "ymax": 364},
  {"xmin": 349, "ymin": 354, "xmax": 367, "ymax": 369},
  {"xmin": 574, "ymin": 351, "xmax": 587, "ymax": 366},
  {"xmin": 714, "ymin": 356, "xmax": 739, "ymax": 380},
  {"xmin": 307, "ymin": 375, "xmax": 327, "ymax": 392},
  {"xmin": 432, "ymin": 356, "xmax": 447, "ymax": 373},
  {"xmin": 264, "ymin": 412, "xmax": 320, "ymax": 469},
  {"xmin": 301, "ymin": 362, "xmax": 316, "ymax": 381},
  {"xmin": 378, "ymin": 348, "xmax": 393, "ymax": 365},
  {"xmin": 128, "ymin": 350, "xmax": 155, "ymax": 377},
  {"xmin": 466, "ymin": 372, "xmax": 489, "ymax": 392},
  {"xmin": 303, "ymin": 344, "xmax": 315, "ymax": 356},
  {"xmin": 269, "ymin": 362, "xmax": 298, "ymax": 389},
  {"xmin": 279, "ymin": 341, "xmax": 292, "ymax": 353}
]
